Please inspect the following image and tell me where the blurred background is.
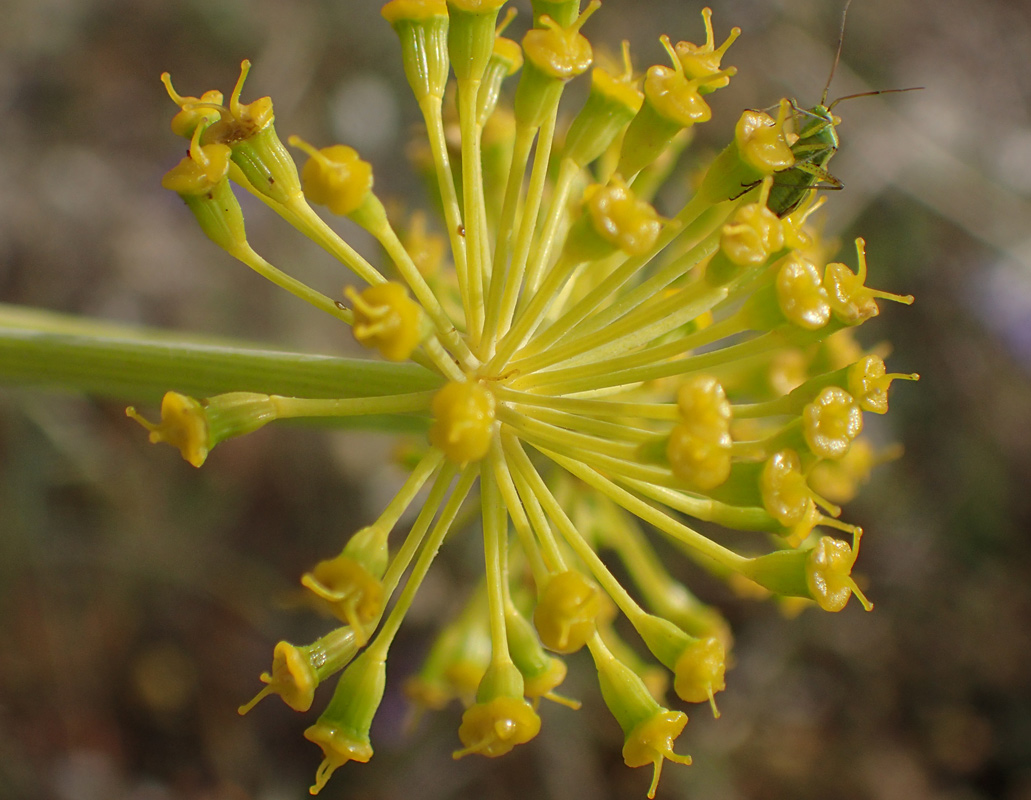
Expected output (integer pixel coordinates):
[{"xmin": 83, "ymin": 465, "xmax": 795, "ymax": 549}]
[{"xmin": 1, "ymin": 0, "xmax": 1030, "ymax": 798}]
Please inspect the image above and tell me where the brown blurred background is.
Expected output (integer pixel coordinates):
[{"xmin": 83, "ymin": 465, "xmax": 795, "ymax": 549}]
[{"xmin": 2, "ymin": 0, "xmax": 1030, "ymax": 798}]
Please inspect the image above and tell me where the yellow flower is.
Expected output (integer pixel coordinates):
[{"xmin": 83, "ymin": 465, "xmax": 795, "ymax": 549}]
[{"xmin": 148, "ymin": 3, "xmax": 916, "ymax": 796}]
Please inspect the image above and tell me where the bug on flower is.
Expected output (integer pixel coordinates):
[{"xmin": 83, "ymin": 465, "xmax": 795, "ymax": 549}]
[
  {"xmin": 139, "ymin": 0, "xmax": 918, "ymax": 796},
  {"xmin": 766, "ymin": 0, "xmax": 920, "ymax": 216}
]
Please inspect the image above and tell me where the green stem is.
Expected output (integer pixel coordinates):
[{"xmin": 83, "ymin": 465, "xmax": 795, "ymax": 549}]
[{"xmin": 0, "ymin": 305, "xmax": 441, "ymax": 412}]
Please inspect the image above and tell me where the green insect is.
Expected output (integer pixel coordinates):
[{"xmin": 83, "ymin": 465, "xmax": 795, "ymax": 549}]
[{"xmin": 766, "ymin": 1, "xmax": 918, "ymax": 217}]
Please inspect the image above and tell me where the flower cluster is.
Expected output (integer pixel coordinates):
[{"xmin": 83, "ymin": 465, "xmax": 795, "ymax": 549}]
[{"xmin": 140, "ymin": 1, "xmax": 916, "ymax": 796}]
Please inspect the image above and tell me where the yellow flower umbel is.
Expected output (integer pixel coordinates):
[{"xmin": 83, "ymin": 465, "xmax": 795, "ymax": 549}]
[{"xmin": 148, "ymin": 3, "xmax": 916, "ymax": 796}]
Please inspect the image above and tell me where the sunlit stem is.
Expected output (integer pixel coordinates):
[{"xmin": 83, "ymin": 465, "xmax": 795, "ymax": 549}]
[
  {"xmin": 381, "ymin": 462, "xmax": 458, "ymax": 600},
  {"xmin": 223, "ymin": 239, "xmax": 353, "ymax": 325},
  {"xmin": 520, "ymin": 156, "xmax": 582, "ymax": 304},
  {"xmin": 481, "ymin": 463, "xmax": 514, "ymax": 667},
  {"xmin": 482, "ymin": 122, "xmax": 539, "ymax": 356},
  {"xmin": 489, "ymin": 437, "xmax": 550, "ymax": 584},
  {"xmin": 512, "ymin": 327, "xmax": 810, "ymax": 394},
  {"xmin": 488, "ymin": 255, "xmax": 584, "ymax": 372},
  {"xmin": 504, "ymin": 430, "xmax": 653, "ymax": 631},
  {"xmin": 492, "ymin": 102, "xmax": 562, "ymax": 349},
  {"xmin": 498, "ymin": 405, "xmax": 641, "ymax": 461},
  {"xmin": 515, "ymin": 280, "xmax": 732, "ymax": 378},
  {"xmin": 533, "ymin": 444, "xmax": 751, "ymax": 574},
  {"xmin": 501, "ymin": 432, "xmax": 568, "ymax": 574},
  {"xmin": 494, "ymin": 386, "xmax": 679, "ymax": 421},
  {"xmin": 370, "ymin": 465, "xmax": 477, "ymax": 661},
  {"xmin": 457, "ymin": 77, "xmax": 489, "ymax": 345},
  {"xmin": 522, "ymin": 406, "xmax": 656, "ymax": 444},
  {"xmin": 421, "ymin": 96, "xmax": 469, "ymax": 289},
  {"xmin": 268, "ymin": 390, "xmax": 436, "ymax": 419},
  {"xmin": 514, "ymin": 197, "xmax": 735, "ymax": 363},
  {"xmin": 507, "ymin": 417, "xmax": 680, "ymax": 489}
]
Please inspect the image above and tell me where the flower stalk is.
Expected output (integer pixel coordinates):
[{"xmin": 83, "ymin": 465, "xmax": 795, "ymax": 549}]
[{"xmin": 0, "ymin": 3, "xmax": 919, "ymax": 797}]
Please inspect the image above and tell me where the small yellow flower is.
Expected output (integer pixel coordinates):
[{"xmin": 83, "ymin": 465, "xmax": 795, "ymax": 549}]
[{"xmin": 150, "ymin": 3, "xmax": 916, "ymax": 795}]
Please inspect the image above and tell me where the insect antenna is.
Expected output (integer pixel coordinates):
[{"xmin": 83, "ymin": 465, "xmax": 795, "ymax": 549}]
[
  {"xmin": 827, "ymin": 86, "xmax": 923, "ymax": 112},
  {"xmin": 820, "ymin": 0, "xmax": 853, "ymax": 105}
]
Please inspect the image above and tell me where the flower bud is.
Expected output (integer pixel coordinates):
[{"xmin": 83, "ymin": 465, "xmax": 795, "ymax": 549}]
[
  {"xmin": 513, "ymin": 2, "xmax": 599, "ymax": 127},
  {"xmin": 803, "ymin": 386, "xmax": 863, "ymax": 460},
  {"xmin": 291, "ymin": 137, "xmax": 374, "ymax": 218},
  {"xmin": 846, "ymin": 354, "xmax": 919, "ymax": 414},
  {"xmin": 162, "ymin": 123, "xmax": 250, "ymax": 254},
  {"xmin": 633, "ymin": 613, "xmax": 726, "ymax": 712},
  {"xmin": 453, "ymin": 694, "xmax": 542, "ymax": 758},
  {"xmin": 563, "ymin": 180, "xmax": 663, "ymax": 263},
  {"xmin": 429, "ymin": 381, "xmax": 497, "ymax": 463},
  {"xmin": 533, "ymin": 569, "xmax": 604, "ymax": 653},
  {"xmin": 160, "ymin": 72, "xmax": 224, "ymax": 138},
  {"xmin": 506, "ymin": 605, "xmax": 579, "ymax": 708},
  {"xmin": 775, "ymin": 253, "xmax": 832, "ymax": 330},
  {"xmin": 346, "ymin": 281, "xmax": 425, "ymax": 362}
]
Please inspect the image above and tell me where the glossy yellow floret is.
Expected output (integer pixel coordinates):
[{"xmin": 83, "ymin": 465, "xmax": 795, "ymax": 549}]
[
  {"xmin": 453, "ymin": 696, "xmax": 542, "ymax": 758},
  {"xmin": 346, "ymin": 281, "xmax": 424, "ymax": 362},
  {"xmin": 674, "ymin": 7, "xmax": 741, "ymax": 87},
  {"xmin": 735, "ymin": 99, "xmax": 795, "ymax": 175},
  {"xmin": 644, "ymin": 35, "xmax": 732, "ymax": 127},
  {"xmin": 160, "ymin": 122, "xmax": 232, "ymax": 195},
  {"xmin": 847, "ymin": 354, "xmax": 920, "ymax": 414},
  {"xmin": 305, "ymin": 722, "xmax": 374, "ymax": 794},
  {"xmin": 428, "ymin": 381, "xmax": 497, "ymax": 464},
  {"xmin": 806, "ymin": 534, "xmax": 873, "ymax": 612},
  {"xmin": 622, "ymin": 709, "xmax": 693, "ymax": 800},
  {"xmin": 238, "ymin": 640, "xmax": 320, "ymax": 715},
  {"xmin": 676, "ymin": 375, "xmax": 732, "ymax": 437},
  {"xmin": 672, "ymin": 636, "xmax": 726, "ymax": 711},
  {"xmin": 803, "ymin": 386, "xmax": 863, "ymax": 460},
  {"xmin": 667, "ymin": 424, "xmax": 732, "ymax": 491},
  {"xmin": 590, "ymin": 59, "xmax": 645, "ymax": 113},
  {"xmin": 533, "ymin": 570, "xmax": 605, "ymax": 653},
  {"xmin": 824, "ymin": 238, "xmax": 915, "ymax": 324},
  {"xmin": 522, "ymin": 1, "xmax": 599, "ymax": 80},
  {"xmin": 301, "ymin": 556, "xmax": 385, "ymax": 645},
  {"xmin": 776, "ymin": 252, "xmax": 832, "ymax": 330},
  {"xmin": 126, "ymin": 391, "xmax": 209, "ymax": 468},
  {"xmin": 759, "ymin": 449, "xmax": 815, "ymax": 528},
  {"xmin": 160, "ymin": 72, "xmax": 224, "ymax": 138},
  {"xmin": 584, "ymin": 181, "xmax": 663, "ymax": 257},
  {"xmin": 204, "ymin": 59, "xmax": 275, "ymax": 144},
  {"xmin": 291, "ymin": 138, "xmax": 374, "ymax": 217},
  {"xmin": 719, "ymin": 178, "xmax": 785, "ymax": 266}
]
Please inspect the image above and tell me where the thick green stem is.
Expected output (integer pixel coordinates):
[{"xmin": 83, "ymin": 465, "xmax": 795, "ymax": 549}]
[{"xmin": 0, "ymin": 305, "xmax": 441, "ymax": 430}]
